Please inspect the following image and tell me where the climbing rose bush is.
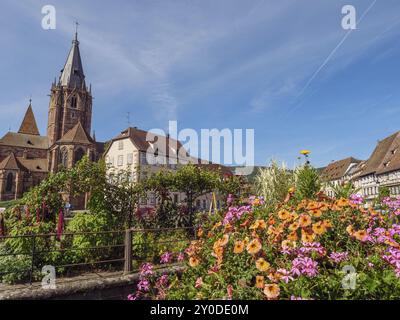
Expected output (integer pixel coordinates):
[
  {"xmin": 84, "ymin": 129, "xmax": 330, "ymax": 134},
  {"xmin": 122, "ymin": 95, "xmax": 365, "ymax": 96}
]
[{"xmin": 162, "ymin": 194, "xmax": 400, "ymax": 300}]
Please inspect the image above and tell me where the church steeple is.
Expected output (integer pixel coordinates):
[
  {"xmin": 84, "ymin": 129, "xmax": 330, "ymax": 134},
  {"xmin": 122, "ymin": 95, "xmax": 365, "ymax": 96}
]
[
  {"xmin": 18, "ymin": 100, "xmax": 40, "ymax": 136},
  {"xmin": 47, "ymin": 28, "xmax": 92, "ymax": 147},
  {"xmin": 59, "ymin": 29, "xmax": 85, "ymax": 88}
]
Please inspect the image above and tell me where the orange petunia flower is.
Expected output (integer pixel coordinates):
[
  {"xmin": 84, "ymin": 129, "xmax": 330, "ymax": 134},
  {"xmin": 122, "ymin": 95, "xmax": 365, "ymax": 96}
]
[
  {"xmin": 214, "ymin": 246, "xmax": 224, "ymax": 257},
  {"xmin": 354, "ymin": 230, "xmax": 368, "ymax": 242},
  {"xmin": 299, "ymin": 214, "xmax": 312, "ymax": 228},
  {"xmin": 301, "ymin": 230, "xmax": 316, "ymax": 243},
  {"xmin": 323, "ymin": 220, "xmax": 332, "ymax": 228},
  {"xmin": 189, "ymin": 257, "xmax": 200, "ymax": 267},
  {"xmin": 287, "ymin": 231, "xmax": 298, "ymax": 241},
  {"xmin": 233, "ymin": 240, "xmax": 245, "ymax": 254},
  {"xmin": 309, "ymin": 208, "xmax": 322, "ymax": 218},
  {"xmin": 278, "ymin": 209, "xmax": 291, "ymax": 220},
  {"xmin": 256, "ymin": 258, "xmax": 270, "ymax": 272},
  {"xmin": 219, "ymin": 234, "xmax": 230, "ymax": 247},
  {"xmin": 255, "ymin": 275, "xmax": 265, "ymax": 289},
  {"xmin": 263, "ymin": 284, "xmax": 280, "ymax": 299},
  {"xmin": 336, "ymin": 198, "xmax": 349, "ymax": 207},
  {"xmin": 346, "ymin": 225, "xmax": 355, "ymax": 236},
  {"xmin": 247, "ymin": 239, "xmax": 262, "ymax": 255},
  {"xmin": 250, "ymin": 219, "xmax": 267, "ymax": 230},
  {"xmin": 312, "ymin": 222, "xmax": 326, "ymax": 235},
  {"xmin": 288, "ymin": 222, "xmax": 299, "ymax": 231}
]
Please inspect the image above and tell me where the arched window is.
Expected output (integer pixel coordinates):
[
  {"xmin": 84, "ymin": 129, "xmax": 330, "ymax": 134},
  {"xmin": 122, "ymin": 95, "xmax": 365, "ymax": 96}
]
[
  {"xmin": 74, "ymin": 148, "xmax": 85, "ymax": 164},
  {"xmin": 71, "ymin": 96, "xmax": 78, "ymax": 108},
  {"xmin": 5, "ymin": 172, "xmax": 14, "ymax": 192},
  {"xmin": 60, "ymin": 148, "xmax": 68, "ymax": 167}
]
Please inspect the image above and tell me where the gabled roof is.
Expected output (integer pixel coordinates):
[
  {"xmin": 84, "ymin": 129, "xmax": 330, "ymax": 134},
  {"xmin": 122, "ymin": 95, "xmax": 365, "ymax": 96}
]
[
  {"xmin": 18, "ymin": 104, "xmax": 40, "ymax": 135},
  {"xmin": 57, "ymin": 122, "xmax": 94, "ymax": 145},
  {"xmin": 0, "ymin": 132, "xmax": 48, "ymax": 150},
  {"xmin": 321, "ymin": 157, "xmax": 361, "ymax": 181},
  {"xmin": 0, "ymin": 153, "xmax": 25, "ymax": 171},
  {"xmin": 360, "ymin": 131, "xmax": 400, "ymax": 176},
  {"xmin": 109, "ymin": 127, "xmax": 185, "ymax": 157},
  {"xmin": 59, "ymin": 33, "xmax": 85, "ymax": 88}
]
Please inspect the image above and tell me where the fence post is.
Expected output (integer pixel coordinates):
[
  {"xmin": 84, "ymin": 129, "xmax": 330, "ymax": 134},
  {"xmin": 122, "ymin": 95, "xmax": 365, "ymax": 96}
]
[
  {"xmin": 29, "ymin": 234, "xmax": 36, "ymax": 285},
  {"xmin": 124, "ymin": 229, "xmax": 132, "ymax": 275}
]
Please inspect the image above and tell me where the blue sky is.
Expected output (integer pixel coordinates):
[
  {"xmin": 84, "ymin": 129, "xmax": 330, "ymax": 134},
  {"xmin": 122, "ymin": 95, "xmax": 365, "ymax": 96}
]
[{"xmin": 1, "ymin": 0, "xmax": 400, "ymax": 168}]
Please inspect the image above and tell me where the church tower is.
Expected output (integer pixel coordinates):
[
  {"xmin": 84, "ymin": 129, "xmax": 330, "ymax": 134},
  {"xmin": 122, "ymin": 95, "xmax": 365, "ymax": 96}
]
[{"xmin": 47, "ymin": 31, "xmax": 92, "ymax": 147}]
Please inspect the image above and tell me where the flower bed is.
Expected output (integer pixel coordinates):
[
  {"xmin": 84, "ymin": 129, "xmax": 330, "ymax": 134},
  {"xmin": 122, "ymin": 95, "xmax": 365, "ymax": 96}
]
[{"xmin": 143, "ymin": 194, "xmax": 400, "ymax": 300}]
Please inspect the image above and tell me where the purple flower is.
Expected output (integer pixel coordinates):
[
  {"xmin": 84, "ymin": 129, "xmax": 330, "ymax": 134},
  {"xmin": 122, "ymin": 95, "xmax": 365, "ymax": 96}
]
[
  {"xmin": 291, "ymin": 257, "xmax": 318, "ymax": 277},
  {"xmin": 349, "ymin": 194, "xmax": 364, "ymax": 205},
  {"xmin": 177, "ymin": 252, "xmax": 185, "ymax": 262},
  {"xmin": 160, "ymin": 252, "xmax": 172, "ymax": 264},
  {"xmin": 157, "ymin": 274, "xmax": 169, "ymax": 287},
  {"xmin": 277, "ymin": 268, "xmax": 294, "ymax": 283},
  {"xmin": 140, "ymin": 263, "xmax": 154, "ymax": 277},
  {"xmin": 222, "ymin": 205, "xmax": 252, "ymax": 225},
  {"xmin": 328, "ymin": 252, "xmax": 349, "ymax": 264},
  {"xmin": 137, "ymin": 279, "xmax": 150, "ymax": 292}
]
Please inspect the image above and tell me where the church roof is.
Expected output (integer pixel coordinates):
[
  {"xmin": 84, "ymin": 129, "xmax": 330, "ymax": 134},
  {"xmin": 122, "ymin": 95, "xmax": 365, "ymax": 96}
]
[
  {"xmin": 18, "ymin": 103, "xmax": 40, "ymax": 135},
  {"xmin": 57, "ymin": 122, "xmax": 94, "ymax": 144},
  {"xmin": 59, "ymin": 33, "xmax": 85, "ymax": 88},
  {"xmin": 0, "ymin": 132, "xmax": 48, "ymax": 150},
  {"xmin": 0, "ymin": 153, "xmax": 25, "ymax": 171}
]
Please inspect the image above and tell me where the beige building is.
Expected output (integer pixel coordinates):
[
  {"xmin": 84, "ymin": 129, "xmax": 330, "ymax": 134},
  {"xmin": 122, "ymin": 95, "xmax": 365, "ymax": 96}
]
[{"xmin": 104, "ymin": 127, "xmax": 231, "ymax": 210}]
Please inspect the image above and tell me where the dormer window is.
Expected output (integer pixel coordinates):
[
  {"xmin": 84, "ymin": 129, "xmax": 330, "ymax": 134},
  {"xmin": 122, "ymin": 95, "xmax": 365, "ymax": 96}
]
[
  {"xmin": 27, "ymin": 140, "xmax": 33, "ymax": 145},
  {"xmin": 392, "ymin": 149, "xmax": 397, "ymax": 155}
]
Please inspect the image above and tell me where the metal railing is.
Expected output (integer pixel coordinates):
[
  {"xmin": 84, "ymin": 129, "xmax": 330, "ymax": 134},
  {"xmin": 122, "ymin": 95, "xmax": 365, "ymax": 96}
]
[{"xmin": 0, "ymin": 226, "xmax": 194, "ymax": 288}]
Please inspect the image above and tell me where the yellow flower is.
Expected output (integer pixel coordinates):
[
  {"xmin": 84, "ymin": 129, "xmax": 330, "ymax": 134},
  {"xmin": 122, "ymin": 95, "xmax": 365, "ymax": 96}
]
[
  {"xmin": 263, "ymin": 284, "xmax": 280, "ymax": 299},
  {"xmin": 288, "ymin": 187, "xmax": 295, "ymax": 193},
  {"xmin": 189, "ymin": 257, "xmax": 200, "ymax": 267},
  {"xmin": 233, "ymin": 240, "xmax": 245, "ymax": 254},
  {"xmin": 255, "ymin": 275, "xmax": 265, "ymax": 289},
  {"xmin": 312, "ymin": 222, "xmax": 326, "ymax": 235},
  {"xmin": 256, "ymin": 258, "xmax": 270, "ymax": 272},
  {"xmin": 300, "ymin": 150, "xmax": 310, "ymax": 155},
  {"xmin": 281, "ymin": 240, "xmax": 296, "ymax": 249},
  {"xmin": 299, "ymin": 214, "xmax": 312, "ymax": 228},
  {"xmin": 288, "ymin": 222, "xmax": 299, "ymax": 231},
  {"xmin": 278, "ymin": 209, "xmax": 291, "ymax": 220},
  {"xmin": 247, "ymin": 239, "xmax": 262, "ymax": 255}
]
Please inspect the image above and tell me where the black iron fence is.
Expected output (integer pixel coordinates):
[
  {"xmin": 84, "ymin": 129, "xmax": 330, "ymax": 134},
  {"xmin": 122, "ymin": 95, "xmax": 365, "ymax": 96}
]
[{"xmin": 0, "ymin": 227, "xmax": 194, "ymax": 289}]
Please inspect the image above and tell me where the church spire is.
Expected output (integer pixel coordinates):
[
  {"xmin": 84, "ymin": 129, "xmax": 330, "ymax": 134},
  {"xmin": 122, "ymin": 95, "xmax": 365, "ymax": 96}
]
[
  {"xmin": 18, "ymin": 100, "xmax": 40, "ymax": 136},
  {"xmin": 59, "ymin": 25, "xmax": 85, "ymax": 88}
]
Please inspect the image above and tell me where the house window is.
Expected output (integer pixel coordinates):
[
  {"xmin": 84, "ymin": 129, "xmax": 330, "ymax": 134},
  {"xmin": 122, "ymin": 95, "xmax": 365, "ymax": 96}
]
[
  {"xmin": 140, "ymin": 152, "xmax": 148, "ymax": 165},
  {"xmin": 140, "ymin": 197, "xmax": 147, "ymax": 205},
  {"xmin": 118, "ymin": 140, "xmax": 124, "ymax": 150},
  {"xmin": 173, "ymin": 194, "xmax": 178, "ymax": 204},
  {"xmin": 203, "ymin": 200, "xmax": 207, "ymax": 209},
  {"xmin": 127, "ymin": 153, "xmax": 133, "ymax": 165},
  {"xmin": 5, "ymin": 172, "xmax": 13, "ymax": 192},
  {"xmin": 117, "ymin": 155, "xmax": 123, "ymax": 166}
]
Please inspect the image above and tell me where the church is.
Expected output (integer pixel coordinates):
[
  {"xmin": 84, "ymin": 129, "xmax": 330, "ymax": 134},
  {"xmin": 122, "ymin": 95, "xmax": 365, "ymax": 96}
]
[{"xmin": 0, "ymin": 32, "xmax": 103, "ymax": 204}]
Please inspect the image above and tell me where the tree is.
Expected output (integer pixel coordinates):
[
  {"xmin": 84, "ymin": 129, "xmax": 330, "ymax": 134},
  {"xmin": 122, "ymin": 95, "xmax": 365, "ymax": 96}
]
[
  {"xmin": 294, "ymin": 165, "xmax": 321, "ymax": 200},
  {"xmin": 172, "ymin": 165, "xmax": 220, "ymax": 228}
]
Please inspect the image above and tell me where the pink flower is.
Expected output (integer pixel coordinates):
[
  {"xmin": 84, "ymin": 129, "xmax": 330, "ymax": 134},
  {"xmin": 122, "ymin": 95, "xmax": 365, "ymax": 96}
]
[
  {"xmin": 177, "ymin": 252, "xmax": 185, "ymax": 262},
  {"xmin": 160, "ymin": 252, "xmax": 172, "ymax": 264},
  {"xmin": 226, "ymin": 285, "xmax": 233, "ymax": 300},
  {"xmin": 195, "ymin": 277, "xmax": 203, "ymax": 289}
]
